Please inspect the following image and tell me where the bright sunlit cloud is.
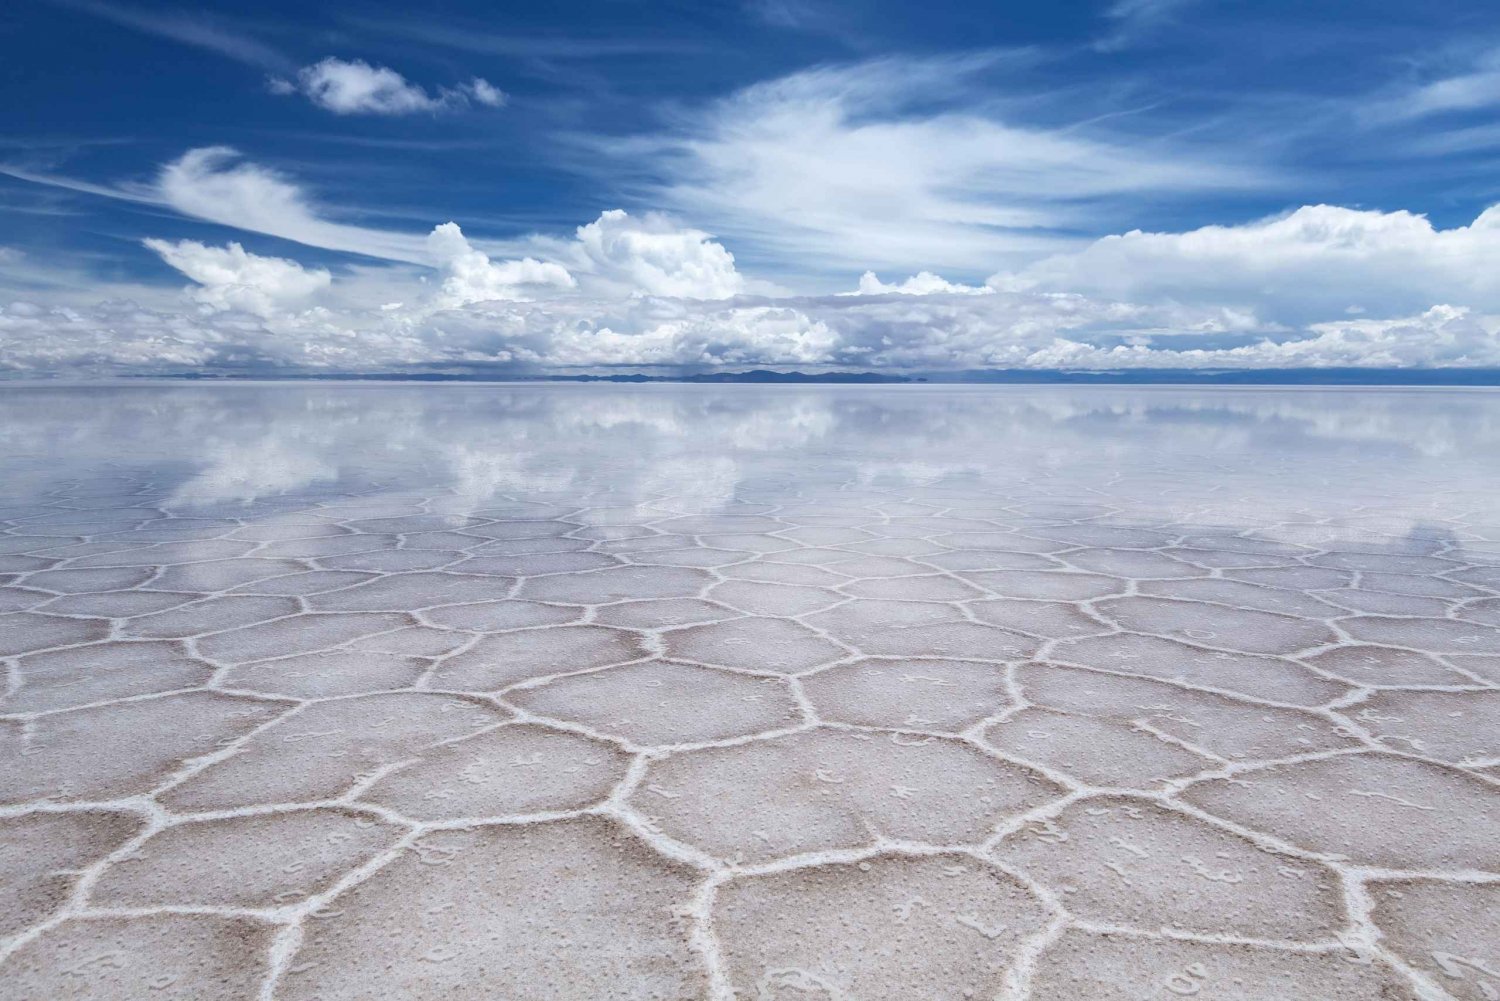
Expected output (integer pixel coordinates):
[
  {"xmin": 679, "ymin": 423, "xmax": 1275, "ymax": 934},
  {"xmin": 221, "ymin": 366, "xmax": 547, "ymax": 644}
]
[{"xmin": 991, "ymin": 204, "xmax": 1500, "ymax": 324}]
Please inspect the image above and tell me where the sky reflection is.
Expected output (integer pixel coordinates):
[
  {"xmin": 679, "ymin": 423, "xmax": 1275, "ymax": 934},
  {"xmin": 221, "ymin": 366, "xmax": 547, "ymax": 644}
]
[{"xmin": 1, "ymin": 385, "xmax": 1497, "ymax": 541}]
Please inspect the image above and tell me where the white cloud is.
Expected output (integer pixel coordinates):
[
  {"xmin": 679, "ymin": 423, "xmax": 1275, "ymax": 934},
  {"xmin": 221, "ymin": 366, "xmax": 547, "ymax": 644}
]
[
  {"xmin": 7, "ymin": 255, "xmax": 1497, "ymax": 376},
  {"xmin": 1365, "ymin": 47, "xmax": 1500, "ymax": 122},
  {"xmin": 465, "ymin": 78, "xmax": 507, "ymax": 108},
  {"xmin": 616, "ymin": 53, "xmax": 1262, "ymax": 279},
  {"xmin": 9, "ymin": 150, "xmax": 747, "ymax": 303},
  {"xmin": 7, "ymin": 178, "xmax": 1500, "ymax": 376},
  {"xmin": 3, "ymin": 148, "xmax": 436, "ymax": 264},
  {"xmin": 275, "ymin": 58, "xmax": 506, "ymax": 115},
  {"xmin": 419, "ymin": 211, "xmax": 743, "ymax": 305},
  {"xmin": 849, "ymin": 271, "xmax": 992, "ymax": 296},
  {"xmin": 1017, "ymin": 306, "xmax": 1500, "ymax": 370},
  {"xmin": 991, "ymin": 203, "xmax": 1500, "ymax": 325},
  {"xmin": 156, "ymin": 147, "xmax": 433, "ymax": 263},
  {"xmin": 425, "ymin": 222, "xmax": 575, "ymax": 306},
  {"xmin": 144, "ymin": 238, "xmax": 331, "ymax": 317},
  {"xmin": 561, "ymin": 210, "xmax": 746, "ymax": 299},
  {"xmin": 126, "ymin": 207, "xmax": 735, "ymax": 318}
]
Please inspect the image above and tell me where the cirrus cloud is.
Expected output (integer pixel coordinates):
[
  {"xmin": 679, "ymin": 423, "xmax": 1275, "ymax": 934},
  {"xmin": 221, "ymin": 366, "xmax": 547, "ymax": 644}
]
[
  {"xmin": 156, "ymin": 147, "xmax": 434, "ymax": 264},
  {"xmin": 609, "ymin": 52, "xmax": 1266, "ymax": 280}
]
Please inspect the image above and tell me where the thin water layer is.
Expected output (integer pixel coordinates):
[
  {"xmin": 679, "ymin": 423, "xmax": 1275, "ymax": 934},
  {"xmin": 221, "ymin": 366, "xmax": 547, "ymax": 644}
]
[{"xmin": 0, "ymin": 383, "xmax": 1497, "ymax": 1000}]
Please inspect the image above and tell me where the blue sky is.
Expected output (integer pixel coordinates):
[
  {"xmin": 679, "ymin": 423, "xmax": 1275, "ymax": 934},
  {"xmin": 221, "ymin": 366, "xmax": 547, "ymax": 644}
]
[{"xmin": 2, "ymin": 0, "xmax": 1500, "ymax": 374}]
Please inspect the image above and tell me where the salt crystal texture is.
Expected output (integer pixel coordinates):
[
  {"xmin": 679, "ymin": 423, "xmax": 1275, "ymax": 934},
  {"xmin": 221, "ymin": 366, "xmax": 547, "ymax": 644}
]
[{"xmin": 1, "ymin": 383, "xmax": 1497, "ymax": 999}]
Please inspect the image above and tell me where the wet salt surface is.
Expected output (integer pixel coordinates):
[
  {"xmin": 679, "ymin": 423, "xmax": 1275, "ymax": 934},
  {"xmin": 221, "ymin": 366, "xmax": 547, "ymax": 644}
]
[{"xmin": 0, "ymin": 381, "xmax": 1497, "ymax": 1000}]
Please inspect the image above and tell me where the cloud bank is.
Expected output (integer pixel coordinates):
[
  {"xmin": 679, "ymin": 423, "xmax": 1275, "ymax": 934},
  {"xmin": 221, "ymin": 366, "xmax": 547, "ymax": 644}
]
[
  {"xmin": 5, "ymin": 146, "xmax": 1500, "ymax": 377},
  {"xmin": 4, "ymin": 288, "xmax": 1494, "ymax": 375},
  {"xmin": 4, "ymin": 239, "xmax": 1498, "ymax": 376},
  {"xmin": 993, "ymin": 203, "xmax": 1500, "ymax": 324}
]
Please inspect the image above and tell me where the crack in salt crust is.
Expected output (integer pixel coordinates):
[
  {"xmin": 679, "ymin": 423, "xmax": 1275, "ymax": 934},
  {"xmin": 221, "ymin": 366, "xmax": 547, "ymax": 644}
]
[{"xmin": 0, "ymin": 385, "xmax": 1497, "ymax": 1000}]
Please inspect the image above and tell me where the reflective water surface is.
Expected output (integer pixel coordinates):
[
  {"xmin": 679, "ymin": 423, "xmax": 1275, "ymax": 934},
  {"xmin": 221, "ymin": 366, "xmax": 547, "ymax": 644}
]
[
  {"xmin": 3, "ymin": 382, "xmax": 1500, "ymax": 519},
  {"xmin": 1, "ymin": 384, "xmax": 1497, "ymax": 1001}
]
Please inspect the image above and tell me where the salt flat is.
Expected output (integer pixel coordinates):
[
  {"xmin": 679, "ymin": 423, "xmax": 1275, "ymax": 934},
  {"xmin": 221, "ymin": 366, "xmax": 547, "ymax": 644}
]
[{"xmin": 0, "ymin": 383, "xmax": 1497, "ymax": 1000}]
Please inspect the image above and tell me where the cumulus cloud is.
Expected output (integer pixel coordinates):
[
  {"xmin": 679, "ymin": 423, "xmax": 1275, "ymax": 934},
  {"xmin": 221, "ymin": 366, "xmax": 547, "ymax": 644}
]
[
  {"xmin": 849, "ymin": 271, "xmax": 992, "ymax": 296},
  {"xmin": 425, "ymin": 223, "xmax": 575, "ymax": 306},
  {"xmin": 144, "ymin": 239, "xmax": 331, "ymax": 317},
  {"xmin": 6, "ymin": 264, "xmax": 1497, "ymax": 377},
  {"xmin": 992, "ymin": 204, "xmax": 1500, "ymax": 324},
  {"xmin": 562, "ymin": 210, "xmax": 746, "ymax": 299},
  {"xmin": 9, "ymin": 149, "xmax": 752, "ymax": 304},
  {"xmin": 2, "ymin": 146, "xmax": 761, "ymax": 309},
  {"xmin": 272, "ymin": 58, "xmax": 506, "ymax": 115},
  {"xmin": 416, "ymin": 211, "xmax": 743, "ymax": 306},
  {"xmin": 6, "ymin": 157, "xmax": 1500, "ymax": 377},
  {"xmin": 128, "ymin": 206, "xmax": 740, "ymax": 322}
]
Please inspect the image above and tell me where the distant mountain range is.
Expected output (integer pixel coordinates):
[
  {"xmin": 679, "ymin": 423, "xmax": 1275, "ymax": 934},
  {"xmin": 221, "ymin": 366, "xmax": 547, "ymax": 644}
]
[{"xmin": 141, "ymin": 368, "xmax": 1500, "ymax": 385}]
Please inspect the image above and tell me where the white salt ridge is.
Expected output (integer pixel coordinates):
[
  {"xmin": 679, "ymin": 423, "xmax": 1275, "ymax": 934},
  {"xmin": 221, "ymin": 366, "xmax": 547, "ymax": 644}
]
[{"xmin": 1, "ymin": 385, "xmax": 1498, "ymax": 1000}]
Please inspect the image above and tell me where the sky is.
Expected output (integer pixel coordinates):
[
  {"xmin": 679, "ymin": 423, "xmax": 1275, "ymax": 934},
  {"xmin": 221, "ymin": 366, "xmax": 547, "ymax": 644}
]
[{"xmin": 2, "ymin": 0, "xmax": 1500, "ymax": 375}]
